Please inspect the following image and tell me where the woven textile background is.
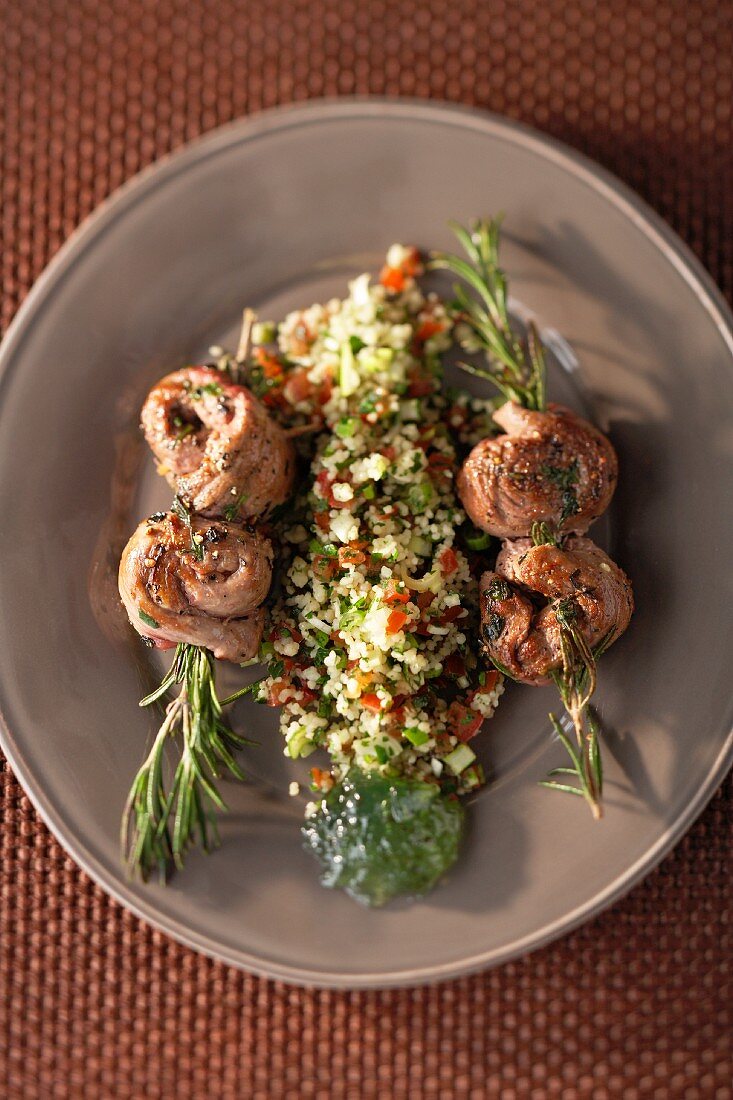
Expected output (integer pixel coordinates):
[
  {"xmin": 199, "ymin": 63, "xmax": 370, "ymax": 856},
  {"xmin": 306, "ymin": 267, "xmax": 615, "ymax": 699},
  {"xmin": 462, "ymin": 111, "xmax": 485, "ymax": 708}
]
[{"xmin": 1, "ymin": 1, "xmax": 731, "ymax": 1097}]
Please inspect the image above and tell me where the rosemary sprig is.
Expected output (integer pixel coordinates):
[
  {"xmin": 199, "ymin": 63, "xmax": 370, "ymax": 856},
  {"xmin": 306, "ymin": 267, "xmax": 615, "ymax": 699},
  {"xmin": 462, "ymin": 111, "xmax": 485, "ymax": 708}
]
[
  {"xmin": 527, "ymin": 505, "xmax": 616, "ymax": 817},
  {"xmin": 122, "ymin": 643, "xmax": 260, "ymax": 882},
  {"xmin": 430, "ymin": 218, "xmax": 546, "ymax": 411},
  {"xmin": 530, "ymin": 520, "xmax": 558, "ymax": 547},
  {"xmin": 541, "ymin": 611, "xmax": 616, "ymax": 819}
]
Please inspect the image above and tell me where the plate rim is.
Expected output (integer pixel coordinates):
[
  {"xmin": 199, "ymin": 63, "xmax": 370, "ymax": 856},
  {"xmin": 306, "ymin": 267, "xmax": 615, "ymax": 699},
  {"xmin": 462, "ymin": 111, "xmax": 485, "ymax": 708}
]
[{"xmin": 0, "ymin": 97, "xmax": 732, "ymax": 989}]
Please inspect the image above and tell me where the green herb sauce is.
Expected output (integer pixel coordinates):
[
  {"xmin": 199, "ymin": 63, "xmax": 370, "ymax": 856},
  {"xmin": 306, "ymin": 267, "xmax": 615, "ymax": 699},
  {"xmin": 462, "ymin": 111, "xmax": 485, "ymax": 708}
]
[{"xmin": 302, "ymin": 768, "xmax": 465, "ymax": 907}]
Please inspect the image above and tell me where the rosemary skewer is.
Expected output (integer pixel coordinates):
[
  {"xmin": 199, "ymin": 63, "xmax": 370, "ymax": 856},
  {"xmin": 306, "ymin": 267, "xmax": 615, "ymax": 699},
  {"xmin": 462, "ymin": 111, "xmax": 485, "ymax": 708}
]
[
  {"xmin": 121, "ymin": 643, "xmax": 260, "ymax": 882},
  {"xmin": 435, "ymin": 218, "xmax": 613, "ymax": 818}
]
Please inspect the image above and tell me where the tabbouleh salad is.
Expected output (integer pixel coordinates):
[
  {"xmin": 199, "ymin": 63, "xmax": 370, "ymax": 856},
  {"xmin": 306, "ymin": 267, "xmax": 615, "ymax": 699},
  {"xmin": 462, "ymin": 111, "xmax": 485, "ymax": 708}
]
[{"xmin": 228, "ymin": 244, "xmax": 504, "ymax": 897}]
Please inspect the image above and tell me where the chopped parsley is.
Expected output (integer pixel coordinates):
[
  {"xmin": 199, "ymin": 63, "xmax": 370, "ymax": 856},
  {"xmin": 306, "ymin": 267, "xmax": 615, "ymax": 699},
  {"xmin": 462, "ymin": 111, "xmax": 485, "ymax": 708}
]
[
  {"xmin": 183, "ymin": 379, "xmax": 224, "ymax": 400},
  {"xmin": 172, "ymin": 495, "xmax": 205, "ymax": 560},
  {"xmin": 541, "ymin": 460, "xmax": 580, "ymax": 522},
  {"xmin": 482, "ymin": 613, "xmax": 505, "ymax": 643},
  {"xmin": 486, "ymin": 578, "xmax": 511, "ymax": 603},
  {"xmin": 224, "ymin": 491, "xmax": 248, "ymax": 521}
]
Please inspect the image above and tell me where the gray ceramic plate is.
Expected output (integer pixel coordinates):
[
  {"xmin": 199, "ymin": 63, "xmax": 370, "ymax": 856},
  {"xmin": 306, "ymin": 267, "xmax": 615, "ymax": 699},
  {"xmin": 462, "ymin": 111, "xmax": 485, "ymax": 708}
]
[{"xmin": 0, "ymin": 100, "xmax": 732, "ymax": 989}]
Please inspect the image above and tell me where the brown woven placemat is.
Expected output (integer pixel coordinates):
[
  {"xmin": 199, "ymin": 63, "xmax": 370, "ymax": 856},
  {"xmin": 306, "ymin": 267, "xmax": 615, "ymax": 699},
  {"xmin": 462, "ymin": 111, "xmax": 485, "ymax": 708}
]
[{"xmin": 1, "ymin": 1, "xmax": 731, "ymax": 1096}]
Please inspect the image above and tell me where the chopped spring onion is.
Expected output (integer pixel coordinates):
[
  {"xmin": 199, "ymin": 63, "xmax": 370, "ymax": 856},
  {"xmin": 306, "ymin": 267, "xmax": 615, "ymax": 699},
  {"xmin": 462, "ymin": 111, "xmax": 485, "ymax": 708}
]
[
  {"xmin": 335, "ymin": 416, "xmax": 359, "ymax": 439},
  {"xmin": 339, "ymin": 341, "xmax": 361, "ymax": 396},
  {"xmin": 252, "ymin": 320, "xmax": 276, "ymax": 344},
  {"xmin": 444, "ymin": 744, "xmax": 477, "ymax": 775},
  {"xmin": 464, "ymin": 528, "xmax": 493, "ymax": 552},
  {"xmin": 404, "ymin": 727, "xmax": 430, "ymax": 747},
  {"xmin": 408, "ymin": 533, "xmax": 433, "ymax": 557}
]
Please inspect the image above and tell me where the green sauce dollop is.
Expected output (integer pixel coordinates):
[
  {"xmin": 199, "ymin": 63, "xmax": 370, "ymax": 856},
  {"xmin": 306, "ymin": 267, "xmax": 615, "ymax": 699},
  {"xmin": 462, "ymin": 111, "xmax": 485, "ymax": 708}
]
[{"xmin": 302, "ymin": 768, "xmax": 465, "ymax": 907}]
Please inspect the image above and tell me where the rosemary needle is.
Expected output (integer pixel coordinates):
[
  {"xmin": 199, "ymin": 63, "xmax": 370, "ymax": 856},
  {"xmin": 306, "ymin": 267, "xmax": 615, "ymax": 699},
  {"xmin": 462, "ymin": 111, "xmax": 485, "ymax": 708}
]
[{"xmin": 122, "ymin": 643, "xmax": 260, "ymax": 882}]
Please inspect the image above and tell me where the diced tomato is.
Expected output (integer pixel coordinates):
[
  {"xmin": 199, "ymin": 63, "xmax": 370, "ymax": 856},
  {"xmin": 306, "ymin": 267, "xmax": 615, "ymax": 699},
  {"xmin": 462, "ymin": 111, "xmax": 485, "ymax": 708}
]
[
  {"xmin": 379, "ymin": 265, "xmax": 406, "ymax": 292},
  {"xmin": 267, "ymin": 679, "xmax": 293, "ymax": 706},
  {"xmin": 407, "ymin": 375, "xmax": 434, "ymax": 398},
  {"xmin": 384, "ymin": 581, "xmax": 410, "ymax": 605},
  {"xmin": 386, "ymin": 610, "xmax": 409, "ymax": 635},
  {"xmin": 316, "ymin": 469, "xmax": 353, "ymax": 509},
  {"xmin": 415, "ymin": 319, "xmax": 445, "ymax": 343},
  {"xmin": 262, "ymin": 390, "xmax": 286, "ymax": 409},
  {"xmin": 428, "ymin": 451, "xmax": 453, "ymax": 472},
  {"xmin": 317, "ymin": 375, "xmax": 333, "ymax": 405},
  {"xmin": 254, "ymin": 346, "xmax": 285, "ymax": 378},
  {"xmin": 468, "ymin": 671, "xmax": 500, "ymax": 702},
  {"xmin": 283, "ymin": 368, "xmax": 314, "ymax": 404},
  {"xmin": 446, "ymin": 702, "xmax": 484, "ymax": 742},
  {"xmin": 379, "ymin": 446, "xmax": 397, "ymax": 461},
  {"xmin": 338, "ymin": 546, "xmax": 365, "ymax": 567},
  {"xmin": 315, "ymin": 511, "xmax": 330, "ymax": 533},
  {"xmin": 287, "ymin": 317, "xmax": 313, "ymax": 357},
  {"xmin": 313, "ymin": 554, "xmax": 338, "ymax": 580},
  {"xmin": 439, "ymin": 605, "xmax": 466, "ymax": 624},
  {"xmin": 308, "ymin": 765, "xmax": 330, "ymax": 792},
  {"xmin": 443, "ymin": 652, "xmax": 466, "ymax": 678},
  {"xmin": 440, "ymin": 548, "xmax": 459, "ymax": 576},
  {"xmin": 361, "ymin": 693, "xmax": 384, "ymax": 712}
]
